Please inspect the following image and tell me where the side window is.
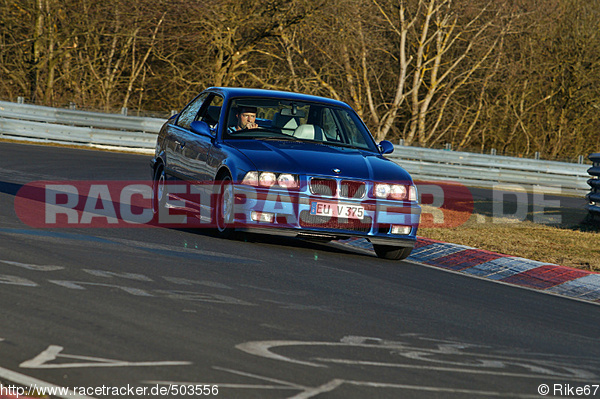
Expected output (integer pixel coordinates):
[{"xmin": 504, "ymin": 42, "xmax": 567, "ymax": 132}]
[
  {"xmin": 197, "ymin": 95, "xmax": 224, "ymax": 132},
  {"xmin": 338, "ymin": 109, "xmax": 369, "ymax": 148},
  {"xmin": 321, "ymin": 108, "xmax": 342, "ymax": 142},
  {"xmin": 176, "ymin": 93, "xmax": 208, "ymax": 129}
]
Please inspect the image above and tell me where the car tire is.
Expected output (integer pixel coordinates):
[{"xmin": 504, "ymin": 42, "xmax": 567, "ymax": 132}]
[
  {"xmin": 372, "ymin": 245, "xmax": 412, "ymax": 260},
  {"xmin": 216, "ymin": 175, "xmax": 235, "ymax": 238},
  {"xmin": 152, "ymin": 164, "xmax": 167, "ymax": 216}
]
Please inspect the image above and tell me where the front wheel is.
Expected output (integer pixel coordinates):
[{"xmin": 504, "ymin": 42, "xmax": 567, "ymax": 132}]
[
  {"xmin": 215, "ymin": 175, "xmax": 235, "ymax": 238},
  {"xmin": 373, "ymin": 245, "xmax": 412, "ymax": 260},
  {"xmin": 152, "ymin": 164, "xmax": 167, "ymax": 215}
]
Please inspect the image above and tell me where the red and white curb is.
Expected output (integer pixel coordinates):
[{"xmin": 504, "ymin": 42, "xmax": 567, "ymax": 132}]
[{"xmin": 339, "ymin": 237, "xmax": 600, "ymax": 304}]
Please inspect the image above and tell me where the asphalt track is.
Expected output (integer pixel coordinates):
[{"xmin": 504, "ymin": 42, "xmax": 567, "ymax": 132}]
[{"xmin": 0, "ymin": 141, "xmax": 599, "ymax": 399}]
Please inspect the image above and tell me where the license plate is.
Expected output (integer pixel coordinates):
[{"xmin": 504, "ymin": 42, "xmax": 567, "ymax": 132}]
[{"xmin": 310, "ymin": 201, "xmax": 365, "ymax": 220}]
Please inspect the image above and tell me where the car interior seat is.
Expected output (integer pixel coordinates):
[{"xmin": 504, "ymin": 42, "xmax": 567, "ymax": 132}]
[
  {"xmin": 293, "ymin": 124, "xmax": 324, "ymax": 141},
  {"xmin": 272, "ymin": 113, "xmax": 300, "ymax": 135},
  {"xmin": 204, "ymin": 105, "xmax": 221, "ymax": 127}
]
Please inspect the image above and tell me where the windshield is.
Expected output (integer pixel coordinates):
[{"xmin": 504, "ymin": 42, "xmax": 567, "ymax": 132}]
[{"xmin": 224, "ymin": 97, "xmax": 378, "ymax": 151}]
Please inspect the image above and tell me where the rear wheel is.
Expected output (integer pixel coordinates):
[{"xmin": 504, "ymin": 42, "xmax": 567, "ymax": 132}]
[
  {"xmin": 215, "ymin": 175, "xmax": 235, "ymax": 238},
  {"xmin": 373, "ymin": 245, "xmax": 412, "ymax": 260}
]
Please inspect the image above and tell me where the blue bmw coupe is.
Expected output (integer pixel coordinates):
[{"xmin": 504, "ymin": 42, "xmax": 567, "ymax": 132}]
[{"xmin": 151, "ymin": 87, "xmax": 421, "ymax": 260}]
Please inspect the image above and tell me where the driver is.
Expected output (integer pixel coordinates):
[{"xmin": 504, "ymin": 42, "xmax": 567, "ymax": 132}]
[{"xmin": 229, "ymin": 106, "xmax": 258, "ymax": 132}]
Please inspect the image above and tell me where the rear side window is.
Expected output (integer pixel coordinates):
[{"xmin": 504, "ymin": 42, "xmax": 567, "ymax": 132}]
[{"xmin": 177, "ymin": 93, "xmax": 208, "ymax": 129}]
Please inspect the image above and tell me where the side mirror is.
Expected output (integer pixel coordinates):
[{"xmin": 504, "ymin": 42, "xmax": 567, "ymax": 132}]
[
  {"xmin": 190, "ymin": 120, "xmax": 213, "ymax": 137},
  {"xmin": 378, "ymin": 140, "xmax": 394, "ymax": 154}
]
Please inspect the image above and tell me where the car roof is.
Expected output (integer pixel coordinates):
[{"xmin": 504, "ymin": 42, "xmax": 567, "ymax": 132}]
[{"xmin": 206, "ymin": 87, "xmax": 351, "ymax": 109}]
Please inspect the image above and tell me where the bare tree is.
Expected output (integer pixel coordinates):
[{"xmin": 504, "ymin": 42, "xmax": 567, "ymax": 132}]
[
  {"xmin": 0, "ymin": 0, "xmax": 31, "ymax": 98},
  {"xmin": 479, "ymin": 0, "xmax": 600, "ymax": 159},
  {"xmin": 371, "ymin": 0, "xmax": 513, "ymax": 145},
  {"xmin": 272, "ymin": 0, "xmax": 512, "ymax": 146},
  {"xmin": 0, "ymin": 0, "xmax": 598, "ymax": 159}
]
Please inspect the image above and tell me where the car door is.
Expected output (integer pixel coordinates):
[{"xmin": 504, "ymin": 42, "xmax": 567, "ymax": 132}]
[
  {"xmin": 175, "ymin": 94, "xmax": 224, "ymax": 222},
  {"xmin": 178, "ymin": 94, "xmax": 223, "ymax": 183},
  {"xmin": 164, "ymin": 92, "xmax": 209, "ymax": 180}
]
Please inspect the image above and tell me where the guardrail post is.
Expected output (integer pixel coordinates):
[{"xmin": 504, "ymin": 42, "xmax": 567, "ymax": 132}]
[
  {"xmin": 491, "ymin": 148, "xmax": 497, "ymax": 156},
  {"xmin": 17, "ymin": 96, "xmax": 24, "ymax": 104},
  {"xmin": 587, "ymin": 153, "xmax": 600, "ymax": 220}
]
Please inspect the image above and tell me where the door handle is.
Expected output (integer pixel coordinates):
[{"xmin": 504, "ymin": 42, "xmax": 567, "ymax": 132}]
[{"xmin": 175, "ymin": 140, "xmax": 186, "ymax": 148}]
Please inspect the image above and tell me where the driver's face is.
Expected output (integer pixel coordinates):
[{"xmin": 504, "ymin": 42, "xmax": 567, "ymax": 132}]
[{"xmin": 238, "ymin": 112, "xmax": 257, "ymax": 129}]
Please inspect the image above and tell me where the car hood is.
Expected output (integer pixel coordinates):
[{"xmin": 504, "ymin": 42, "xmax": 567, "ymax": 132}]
[{"xmin": 226, "ymin": 140, "xmax": 413, "ymax": 182}]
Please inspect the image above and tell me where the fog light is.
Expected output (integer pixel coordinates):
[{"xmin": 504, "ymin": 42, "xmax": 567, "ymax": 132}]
[
  {"xmin": 391, "ymin": 225, "xmax": 411, "ymax": 235},
  {"xmin": 251, "ymin": 211, "xmax": 275, "ymax": 223}
]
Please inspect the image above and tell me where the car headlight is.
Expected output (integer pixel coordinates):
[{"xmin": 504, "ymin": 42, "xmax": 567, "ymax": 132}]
[
  {"xmin": 277, "ymin": 173, "xmax": 297, "ymax": 188},
  {"xmin": 374, "ymin": 183, "xmax": 391, "ymax": 199},
  {"xmin": 390, "ymin": 184, "xmax": 407, "ymax": 200},
  {"xmin": 242, "ymin": 171, "xmax": 299, "ymax": 189},
  {"xmin": 374, "ymin": 183, "xmax": 417, "ymax": 201},
  {"xmin": 259, "ymin": 172, "xmax": 277, "ymax": 187},
  {"xmin": 242, "ymin": 171, "xmax": 259, "ymax": 186}
]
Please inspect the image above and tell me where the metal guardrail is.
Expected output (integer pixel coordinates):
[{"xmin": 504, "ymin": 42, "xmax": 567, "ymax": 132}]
[
  {"xmin": 0, "ymin": 100, "xmax": 162, "ymax": 151},
  {"xmin": 587, "ymin": 153, "xmax": 600, "ymax": 216},
  {"xmin": 0, "ymin": 100, "xmax": 592, "ymax": 195},
  {"xmin": 387, "ymin": 146, "xmax": 591, "ymax": 196}
]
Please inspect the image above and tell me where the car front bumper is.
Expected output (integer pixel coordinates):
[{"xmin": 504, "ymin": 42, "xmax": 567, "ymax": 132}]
[{"xmin": 232, "ymin": 185, "xmax": 421, "ymax": 248}]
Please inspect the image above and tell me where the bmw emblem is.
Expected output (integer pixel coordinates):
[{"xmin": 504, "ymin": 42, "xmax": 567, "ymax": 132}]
[{"xmin": 333, "ymin": 168, "xmax": 341, "ymax": 174}]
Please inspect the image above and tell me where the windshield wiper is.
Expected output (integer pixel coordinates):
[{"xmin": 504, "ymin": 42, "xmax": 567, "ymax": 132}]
[
  {"xmin": 316, "ymin": 141, "xmax": 364, "ymax": 150},
  {"xmin": 260, "ymin": 135, "xmax": 302, "ymax": 141},
  {"xmin": 230, "ymin": 127, "xmax": 283, "ymax": 136}
]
